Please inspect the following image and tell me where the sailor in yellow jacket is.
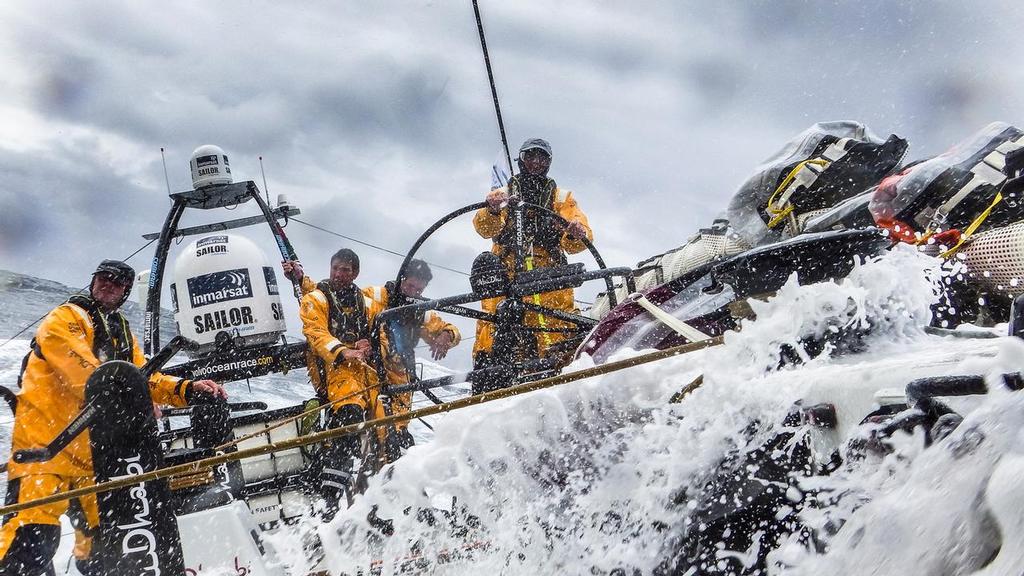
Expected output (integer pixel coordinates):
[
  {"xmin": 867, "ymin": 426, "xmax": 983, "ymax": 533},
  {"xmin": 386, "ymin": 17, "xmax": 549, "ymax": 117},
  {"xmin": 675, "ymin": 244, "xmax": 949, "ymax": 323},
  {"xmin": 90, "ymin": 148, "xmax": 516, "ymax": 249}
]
[
  {"xmin": 0, "ymin": 260, "xmax": 226, "ymax": 576},
  {"xmin": 362, "ymin": 259, "xmax": 459, "ymax": 456},
  {"xmin": 285, "ymin": 258, "xmax": 459, "ymax": 460},
  {"xmin": 284, "ymin": 249, "xmax": 381, "ymax": 517},
  {"xmin": 472, "ymin": 138, "xmax": 593, "ymax": 389}
]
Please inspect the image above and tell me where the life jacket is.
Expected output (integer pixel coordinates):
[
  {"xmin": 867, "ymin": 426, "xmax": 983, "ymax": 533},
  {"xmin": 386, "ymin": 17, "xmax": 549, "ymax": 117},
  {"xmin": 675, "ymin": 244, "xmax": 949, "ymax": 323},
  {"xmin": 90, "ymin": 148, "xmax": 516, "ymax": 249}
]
[
  {"xmin": 726, "ymin": 121, "xmax": 908, "ymax": 246},
  {"xmin": 494, "ymin": 174, "xmax": 566, "ymax": 260},
  {"xmin": 869, "ymin": 122, "xmax": 1024, "ymax": 239},
  {"xmin": 382, "ymin": 281, "xmax": 426, "ymax": 377},
  {"xmin": 311, "ymin": 281, "xmax": 370, "ymax": 391},
  {"xmin": 316, "ymin": 280, "xmax": 369, "ymax": 344},
  {"xmin": 67, "ymin": 295, "xmax": 134, "ymax": 363},
  {"xmin": 8, "ymin": 296, "xmax": 133, "ymax": 413}
]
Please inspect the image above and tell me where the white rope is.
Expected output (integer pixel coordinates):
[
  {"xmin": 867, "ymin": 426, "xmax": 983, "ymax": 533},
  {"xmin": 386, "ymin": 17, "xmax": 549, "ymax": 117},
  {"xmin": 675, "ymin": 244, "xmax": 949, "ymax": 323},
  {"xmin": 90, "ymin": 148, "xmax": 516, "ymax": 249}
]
[{"xmin": 632, "ymin": 294, "xmax": 712, "ymax": 342}]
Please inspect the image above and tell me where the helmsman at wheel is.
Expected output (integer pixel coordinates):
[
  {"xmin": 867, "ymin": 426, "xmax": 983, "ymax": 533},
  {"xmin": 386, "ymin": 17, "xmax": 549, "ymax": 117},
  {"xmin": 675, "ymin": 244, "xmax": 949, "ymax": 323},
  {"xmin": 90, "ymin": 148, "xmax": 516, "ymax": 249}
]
[{"xmin": 472, "ymin": 138, "xmax": 593, "ymax": 390}]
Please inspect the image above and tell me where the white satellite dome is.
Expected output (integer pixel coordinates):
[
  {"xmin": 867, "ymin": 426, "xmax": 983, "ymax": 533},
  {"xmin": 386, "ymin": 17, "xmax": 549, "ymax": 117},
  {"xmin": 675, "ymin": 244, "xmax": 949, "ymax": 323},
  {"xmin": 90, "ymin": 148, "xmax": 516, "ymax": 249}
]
[
  {"xmin": 189, "ymin": 144, "xmax": 233, "ymax": 189},
  {"xmin": 170, "ymin": 234, "xmax": 286, "ymax": 357}
]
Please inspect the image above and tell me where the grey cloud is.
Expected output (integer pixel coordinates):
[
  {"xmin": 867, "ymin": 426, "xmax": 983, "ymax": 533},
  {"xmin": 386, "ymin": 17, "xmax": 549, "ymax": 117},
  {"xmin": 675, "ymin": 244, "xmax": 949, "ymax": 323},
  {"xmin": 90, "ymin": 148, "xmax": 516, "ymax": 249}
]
[
  {"xmin": 3, "ymin": 0, "xmax": 1024, "ymax": 317},
  {"xmin": 0, "ymin": 139, "xmax": 171, "ymax": 279}
]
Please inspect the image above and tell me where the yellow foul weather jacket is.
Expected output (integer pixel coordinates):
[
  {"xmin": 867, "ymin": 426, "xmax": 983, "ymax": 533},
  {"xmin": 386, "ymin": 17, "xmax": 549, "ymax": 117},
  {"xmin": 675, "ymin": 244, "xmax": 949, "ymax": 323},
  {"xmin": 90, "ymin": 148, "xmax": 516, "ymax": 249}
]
[
  {"xmin": 299, "ymin": 276, "xmax": 381, "ymax": 415},
  {"xmin": 472, "ymin": 183, "xmax": 593, "ymax": 357},
  {"xmin": 363, "ymin": 284, "xmax": 460, "ymax": 429},
  {"xmin": 7, "ymin": 302, "xmax": 190, "ymax": 481}
]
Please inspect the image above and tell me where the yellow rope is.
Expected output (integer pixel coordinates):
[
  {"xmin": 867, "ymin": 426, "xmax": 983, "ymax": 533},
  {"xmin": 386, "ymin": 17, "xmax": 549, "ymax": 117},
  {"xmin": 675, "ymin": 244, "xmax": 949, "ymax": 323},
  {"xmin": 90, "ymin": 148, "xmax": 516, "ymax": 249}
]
[
  {"xmin": 940, "ymin": 191, "xmax": 1004, "ymax": 259},
  {"xmin": 766, "ymin": 159, "xmax": 830, "ymax": 229},
  {"xmin": 216, "ymin": 369, "xmax": 385, "ymax": 452},
  {"xmin": 766, "ymin": 205, "xmax": 795, "ymax": 229},
  {"xmin": 0, "ymin": 336, "xmax": 725, "ymax": 517}
]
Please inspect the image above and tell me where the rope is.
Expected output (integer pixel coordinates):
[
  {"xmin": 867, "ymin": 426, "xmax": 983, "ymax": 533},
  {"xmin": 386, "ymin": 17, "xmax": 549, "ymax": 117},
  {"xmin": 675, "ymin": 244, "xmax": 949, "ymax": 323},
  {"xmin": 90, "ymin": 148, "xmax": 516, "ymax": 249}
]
[
  {"xmin": 0, "ymin": 336, "xmax": 724, "ymax": 517},
  {"xmin": 290, "ymin": 217, "xmax": 469, "ymax": 277},
  {"xmin": 472, "ymin": 0, "xmax": 514, "ymax": 179},
  {"xmin": 215, "ymin": 364, "xmax": 387, "ymax": 452},
  {"xmin": 765, "ymin": 159, "xmax": 830, "ymax": 229},
  {"xmin": 940, "ymin": 191, "xmax": 1004, "ymax": 259},
  {"xmin": 0, "ymin": 238, "xmax": 158, "ymax": 351}
]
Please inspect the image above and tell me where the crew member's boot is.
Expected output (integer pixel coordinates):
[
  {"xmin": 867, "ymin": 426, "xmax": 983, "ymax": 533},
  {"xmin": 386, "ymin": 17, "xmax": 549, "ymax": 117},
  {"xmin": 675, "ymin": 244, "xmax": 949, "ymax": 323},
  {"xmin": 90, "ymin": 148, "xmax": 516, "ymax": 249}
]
[{"xmin": 318, "ymin": 404, "xmax": 364, "ymax": 521}]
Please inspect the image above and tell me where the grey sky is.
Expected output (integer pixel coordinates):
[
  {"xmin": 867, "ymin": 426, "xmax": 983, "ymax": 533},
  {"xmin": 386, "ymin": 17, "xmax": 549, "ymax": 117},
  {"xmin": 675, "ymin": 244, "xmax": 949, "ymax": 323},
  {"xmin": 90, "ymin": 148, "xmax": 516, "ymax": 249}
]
[{"xmin": 1, "ymin": 1, "xmax": 1022, "ymax": 367}]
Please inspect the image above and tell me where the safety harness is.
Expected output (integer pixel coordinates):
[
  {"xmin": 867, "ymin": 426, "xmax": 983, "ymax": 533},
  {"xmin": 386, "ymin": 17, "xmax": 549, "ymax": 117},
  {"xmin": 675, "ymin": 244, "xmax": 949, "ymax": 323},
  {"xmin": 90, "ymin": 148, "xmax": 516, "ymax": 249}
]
[
  {"xmin": 317, "ymin": 281, "xmax": 369, "ymax": 344},
  {"xmin": 8, "ymin": 296, "xmax": 134, "ymax": 414},
  {"xmin": 311, "ymin": 281, "xmax": 370, "ymax": 388},
  {"xmin": 67, "ymin": 295, "xmax": 134, "ymax": 363},
  {"xmin": 492, "ymin": 174, "xmax": 570, "ymax": 350},
  {"xmin": 494, "ymin": 174, "xmax": 564, "ymax": 261}
]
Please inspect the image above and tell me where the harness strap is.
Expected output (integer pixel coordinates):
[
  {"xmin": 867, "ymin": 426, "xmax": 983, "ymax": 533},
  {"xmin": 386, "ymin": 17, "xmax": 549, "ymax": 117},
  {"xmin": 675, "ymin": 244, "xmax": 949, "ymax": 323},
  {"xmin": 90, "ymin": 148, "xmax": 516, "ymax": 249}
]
[
  {"xmin": 526, "ymin": 256, "xmax": 552, "ymax": 350},
  {"xmin": 30, "ymin": 338, "xmax": 44, "ymax": 362}
]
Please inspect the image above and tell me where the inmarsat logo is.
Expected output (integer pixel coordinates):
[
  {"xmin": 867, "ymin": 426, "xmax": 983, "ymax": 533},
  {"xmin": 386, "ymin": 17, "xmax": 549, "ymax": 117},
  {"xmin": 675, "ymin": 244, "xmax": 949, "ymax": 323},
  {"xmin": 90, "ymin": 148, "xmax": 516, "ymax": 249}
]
[
  {"xmin": 187, "ymin": 269, "xmax": 252, "ymax": 308},
  {"xmin": 194, "ymin": 154, "xmax": 231, "ymax": 177},
  {"xmin": 195, "ymin": 154, "xmax": 220, "ymax": 168}
]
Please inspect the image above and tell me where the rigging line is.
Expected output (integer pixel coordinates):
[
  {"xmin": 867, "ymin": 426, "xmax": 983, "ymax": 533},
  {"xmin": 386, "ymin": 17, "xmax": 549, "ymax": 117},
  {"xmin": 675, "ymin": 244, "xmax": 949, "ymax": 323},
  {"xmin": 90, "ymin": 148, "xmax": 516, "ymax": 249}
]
[
  {"xmin": 118, "ymin": 236, "xmax": 160, "ymax": 263},
  {"xmin": 259, "ymin": 156, "xmax": 271, "ymax": 206},
  {"xmin": 472, "ymin": 0, "xmax": 514, "ymax": 177},
  {"xmin": 290, "ymin": 217, "xmax": 470, "ymax": 277},
  {"xmin": 0, "ymin": 238, "xmax": 158, "ymax": 351},
  {"xmin": 159, "ymin": 148, "xmax": 173, "ymax": 196}
]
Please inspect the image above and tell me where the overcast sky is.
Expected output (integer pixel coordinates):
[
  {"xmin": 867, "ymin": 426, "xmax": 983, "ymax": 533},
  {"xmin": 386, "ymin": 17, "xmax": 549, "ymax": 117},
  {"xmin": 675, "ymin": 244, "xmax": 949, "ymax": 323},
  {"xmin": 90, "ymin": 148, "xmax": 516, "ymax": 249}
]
[{"xmin": 2, "ymin": 1, "xmax": 1023, "ymax": 367}]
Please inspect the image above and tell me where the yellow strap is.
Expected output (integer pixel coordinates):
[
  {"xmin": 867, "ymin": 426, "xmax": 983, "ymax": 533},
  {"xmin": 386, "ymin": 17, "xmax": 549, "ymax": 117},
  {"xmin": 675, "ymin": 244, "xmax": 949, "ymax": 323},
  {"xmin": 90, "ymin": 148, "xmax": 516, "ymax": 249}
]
[
  {"xmin": 525, "ymin": 256, "xmax": 552, "ymax": 349},
  {"xmin": 940, "ymin": 191, "xmax": 1003, "ymax": 259},
  {"xmin": 765, "ymin": 158, "xmax": 829, "ymax": 229},
  {"xmin": 766, "ymin": 205, "xmax": 794, "ymax": 229}
]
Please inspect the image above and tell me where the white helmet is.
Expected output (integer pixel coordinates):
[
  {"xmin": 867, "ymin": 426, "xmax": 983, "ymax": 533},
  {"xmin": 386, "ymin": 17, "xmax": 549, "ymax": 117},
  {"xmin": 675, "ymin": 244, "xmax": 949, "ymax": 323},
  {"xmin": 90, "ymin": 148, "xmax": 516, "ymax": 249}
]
[{"xmin": 189, "ymin": 144, "xmax": 233, "ymax": 189}]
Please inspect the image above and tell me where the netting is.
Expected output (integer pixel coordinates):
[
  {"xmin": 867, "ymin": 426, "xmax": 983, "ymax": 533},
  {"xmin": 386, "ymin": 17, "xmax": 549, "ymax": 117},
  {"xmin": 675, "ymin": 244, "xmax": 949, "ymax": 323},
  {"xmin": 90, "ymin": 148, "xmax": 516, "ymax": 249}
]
[
  {"xmin": 587, "ymin": 231, "xmax": 750, "ymax": 320},
  {"xmin": 961, "ymin": 221, "xmax": 1024, "ymax": 294},
  {"xmin": 782, "ymin": 208, "xmax": 831, "ymax": 239}
]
